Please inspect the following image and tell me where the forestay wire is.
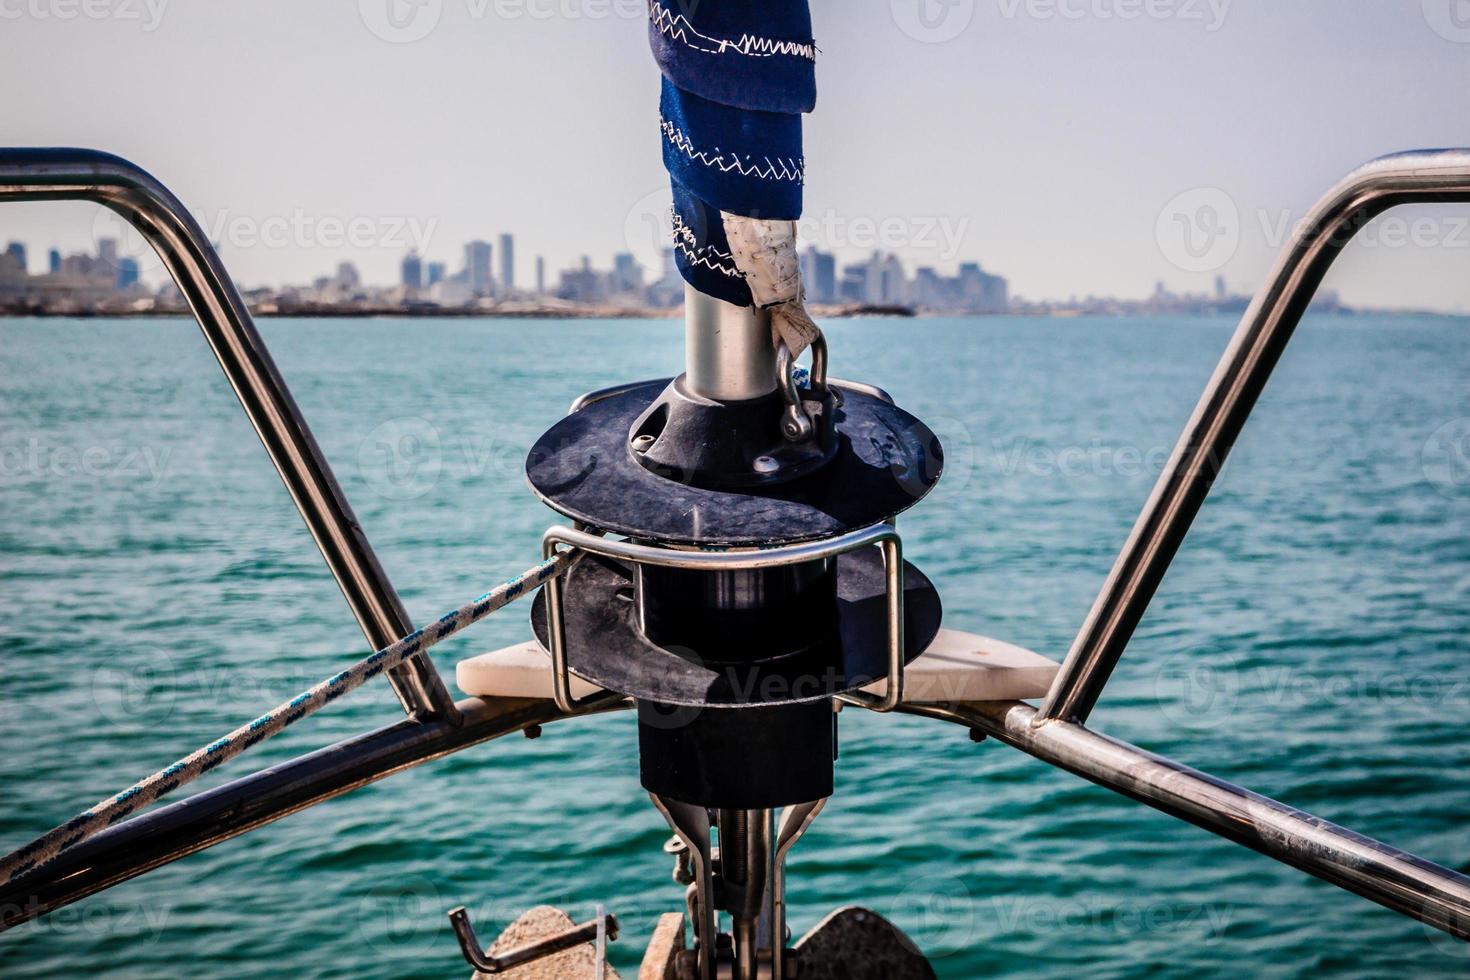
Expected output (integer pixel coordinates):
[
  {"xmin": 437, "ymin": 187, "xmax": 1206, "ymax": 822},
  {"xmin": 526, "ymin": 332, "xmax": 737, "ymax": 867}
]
[{"xmin": 0, "ymin": 555, "xmax": 569, "ymax": 888}]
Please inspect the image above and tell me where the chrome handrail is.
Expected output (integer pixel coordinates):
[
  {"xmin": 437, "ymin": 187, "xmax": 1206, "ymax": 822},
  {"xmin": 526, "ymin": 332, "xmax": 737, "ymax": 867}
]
[
  {"xmin": 541, "ymin": 523, "xmax": 907, "ymax": 712},
  {"xmin": 0, "ymin": 148, "xmax": 456, "ymax": 721},
  {"xmin": 901, "ymin": 700, "xmax": 1470, "ymax": 940},
  {"xmin": 5, "ymin": 147, "xmax": 1470, "ymax": 952},
  {"xmin": 1039, "ymin": 149, "xmax": 1470, "ymax": 725}
]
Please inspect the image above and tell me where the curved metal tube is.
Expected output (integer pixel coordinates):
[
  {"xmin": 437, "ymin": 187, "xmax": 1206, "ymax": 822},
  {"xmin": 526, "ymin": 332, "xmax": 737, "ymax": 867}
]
[
  {"xmin": 0, "ymin": 694, "xmax": 629, "ymax": 930},
  {"xmin": 0, "ymin": 148, "xmax": 455, "ymax": 721},
  {"xmin": 542, "ymin": 523, "xmax": 906, "ymax": 712},
  {"xmin": 448, "ymin": 905, "xmax": 618, "ymax": 974},
  {"xmin": 902, "ymin": 700, "xmax": 1470, "ymax": 941},
  {"xmin": 1039, "ymin": 149, "xmax": 1470, "ymax": 724}
]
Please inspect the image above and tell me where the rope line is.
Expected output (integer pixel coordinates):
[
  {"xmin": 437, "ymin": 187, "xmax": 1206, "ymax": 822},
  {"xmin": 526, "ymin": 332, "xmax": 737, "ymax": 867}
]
[{"xmin": 0, "ymin": 555, "xmax": 568, "ymax": 888}]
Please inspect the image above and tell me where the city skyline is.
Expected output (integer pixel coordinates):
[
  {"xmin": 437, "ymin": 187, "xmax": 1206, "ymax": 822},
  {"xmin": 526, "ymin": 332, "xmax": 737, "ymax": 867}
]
[
  {"xmin": 4, "ymin": 227, "xmax": 1387, "ymax": 320},
  {"xmin": 2, "ymin": 226, "xmax": 1023, "ymax": 316},
  {"xmin": 1, "ymin": 5, "xmax": 1466, "ymax": 313}
]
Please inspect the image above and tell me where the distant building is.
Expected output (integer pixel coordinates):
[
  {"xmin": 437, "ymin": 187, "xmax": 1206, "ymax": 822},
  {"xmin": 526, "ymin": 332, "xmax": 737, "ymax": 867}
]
[
  {"xmin": 465, "ymin": 240, "xmax": 493, "ymax": 296},
  {"xmin": 611, "ymin": 252, "xmax": 644, "ymax": 295},
  {"xmin": 800, "ymin": 248, "xmax": 836, "ymax": 304},
  {"xmin": 48, "ymin": 248, "xmax": 60, "ymax": 274},
  {"xmin": 1215, "ymin": 275, "xmax": 1227, "ymax": 299},
  {"xmin": 116, "ymin": 257, "xmax": 140, "ymax": 290},
  {"xmin": 335, "ymin": 262, "xmax": 361, "ymax": 291},
  {"xmin": 955, "ymin": 262, "xmax": 1007, "ymax": 313},
  {"xmin": 646, "ymin": 248, "xmax": 684, "ymax": 308},
  {"xmin": 839, "ymin": 263, "xmax": 868, "ymax": 304},
  {"xmin": 557, "ymin": 256, "xmax": 607, "ymax": 304},
  {"xmin": 4, "ymin": 241, "xmax": 26, "ymax": 274},
  {"xmin": 535, "ymin": 256, "xmax": 545, "ymax": 295},
  {"xmin": 401, "ymin": 252, "xmax": 423, "ymax": 290},
  {"xmin": 97, "ymin": 238, "xmax": 118, "ymax": 271},
  {"xmin": 426, "ymin": 262, "xmax": 446, "ymax": 287},
  {"xmin": 499, "ymin": 233, "xmax": 515, "ymax": 293}
]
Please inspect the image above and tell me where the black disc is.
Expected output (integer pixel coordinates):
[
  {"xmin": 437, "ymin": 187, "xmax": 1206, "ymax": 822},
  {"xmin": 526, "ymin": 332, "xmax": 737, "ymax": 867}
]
[
  {"xmin": 530, "ymin": 548, "xmax": 942, "ymax": 707},
  {"xmin": 525, "ymin": 380, "xmax": 943, "ymax": 547}
]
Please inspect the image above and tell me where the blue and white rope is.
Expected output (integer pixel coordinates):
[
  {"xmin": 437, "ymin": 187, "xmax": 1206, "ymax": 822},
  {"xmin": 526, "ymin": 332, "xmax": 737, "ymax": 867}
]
[{"xmin": 0, "ymin": 555, "xmax": 568, "ymax": 888}]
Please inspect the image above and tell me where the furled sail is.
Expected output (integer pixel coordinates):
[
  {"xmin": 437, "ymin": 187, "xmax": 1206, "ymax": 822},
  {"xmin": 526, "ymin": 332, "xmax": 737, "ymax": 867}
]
[{"xmin": 648, "ymin": 0, "xmax": 821, "ymax": 356}]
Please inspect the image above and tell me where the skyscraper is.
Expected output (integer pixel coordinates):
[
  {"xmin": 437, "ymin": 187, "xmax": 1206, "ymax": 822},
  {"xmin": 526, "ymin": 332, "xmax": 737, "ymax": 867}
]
[
  {"xmin": 465, "ymin": 241, "xmax": 493, "ymax": 295},
  {"xmin": 800, "ymin": 248, "xmax": 837, "ymax": 304},
  {"xmin": 335, "ymin": 262, "xmax": 361, "ymax": 291},
  {"xmin": 48, "ymin": 248, "xmax": 60, "ymax": 274},
  {"xmin": 499, "ymin": 233, "xmax": 514, "ymax": 293},
  {"xmin": 402, "ymin": 251, "xmax": 424, "ymax": 290},
  {"xmin": 426, "ymin": 262, "xmax": 446, "ymax": 287},
  {"xmin": 117, "ymin": 257, "xmax": 140, "ymax": 290},
  {"xmin": 4, "ymin": 241, "xmax": 26, "ymax": 274},
  {"xmin": 535, "ymin": 256, "xmax": 545, "ymax": 295},
  {"xmin": 612, "ymin": 253, "xmax": 643, "ymax": 294}
]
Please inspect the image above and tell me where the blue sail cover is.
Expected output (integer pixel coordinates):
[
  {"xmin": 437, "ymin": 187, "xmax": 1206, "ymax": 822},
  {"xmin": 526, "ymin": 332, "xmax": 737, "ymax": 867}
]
[{"xmin": 649, "ymin": 0, "xmax": 816, "ymax": 305}]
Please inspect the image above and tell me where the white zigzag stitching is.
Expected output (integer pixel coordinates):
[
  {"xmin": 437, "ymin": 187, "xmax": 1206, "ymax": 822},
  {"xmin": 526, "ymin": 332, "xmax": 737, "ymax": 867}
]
[
  {"xmin": 661, "ymin": 118, "xmax": 805, "ymax": 183},
  {"xmin": 648, "ymin": 1, "xmax": 817, "ymax": 62},
  {"xmin": 671, "ymin": 211, "xmax": 744, "ymax": 280}
]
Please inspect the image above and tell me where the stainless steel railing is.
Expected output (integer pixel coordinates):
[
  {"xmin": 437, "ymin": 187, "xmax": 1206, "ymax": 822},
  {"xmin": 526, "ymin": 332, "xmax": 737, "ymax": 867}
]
[
  {"xmin": 1039, "ymin": 149, "xmax": 1470, "ymax": 725},
  {"xmin": 2, "ymin": 148, "xmax": 1469, "ymax": 948},
  {"xmin": 0, "ymin": 148, "xmax": 457, "ymax": 722}
]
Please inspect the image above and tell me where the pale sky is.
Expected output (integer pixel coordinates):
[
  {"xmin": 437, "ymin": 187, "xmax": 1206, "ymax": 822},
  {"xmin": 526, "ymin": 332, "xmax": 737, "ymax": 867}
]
[{"xmin": 1, "ymin": 0, "xmax": 1468, "ymax": 311}]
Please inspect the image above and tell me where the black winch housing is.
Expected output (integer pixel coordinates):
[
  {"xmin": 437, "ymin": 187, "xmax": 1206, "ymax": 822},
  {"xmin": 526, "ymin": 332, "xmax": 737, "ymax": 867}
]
[{"xmin": 526, "ymin": 360, "xmax": 944, "ymax": 808}]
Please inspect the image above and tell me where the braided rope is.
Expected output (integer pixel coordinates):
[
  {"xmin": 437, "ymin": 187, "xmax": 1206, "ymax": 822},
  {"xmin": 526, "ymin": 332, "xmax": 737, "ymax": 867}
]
[{"xmin": 0, "ymin": 555, "xmax": 568, "ymax": 888}]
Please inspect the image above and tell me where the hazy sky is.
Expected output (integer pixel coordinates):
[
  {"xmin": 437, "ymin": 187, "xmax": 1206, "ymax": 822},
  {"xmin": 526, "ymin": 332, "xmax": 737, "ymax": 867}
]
[{"xmin": 1, "ymin": 0, "xmax": 1468, "ymax": 310}]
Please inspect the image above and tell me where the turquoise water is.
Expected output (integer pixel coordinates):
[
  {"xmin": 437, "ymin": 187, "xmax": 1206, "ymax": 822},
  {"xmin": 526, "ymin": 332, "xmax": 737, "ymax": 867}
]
[{"xmin": 2, "ymin": 314, "xmax": 1469, "ymax": 978}]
